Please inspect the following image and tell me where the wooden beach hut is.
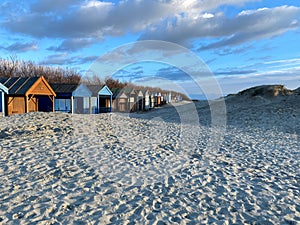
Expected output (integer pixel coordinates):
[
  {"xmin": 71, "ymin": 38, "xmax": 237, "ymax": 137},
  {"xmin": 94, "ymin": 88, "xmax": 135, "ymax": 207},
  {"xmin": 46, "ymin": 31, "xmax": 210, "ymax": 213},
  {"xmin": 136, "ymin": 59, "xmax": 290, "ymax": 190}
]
[
  {"xmin": 125, "ymin": 88, "xmax": 137, "ymax": 112},
  {"xmin": 0, "ymin": 82, "xmax": 8, "ymax": 116},
  {"xmin": 0, "ymin": 76, "xmax": 56, "ymax": 115},
  {"xmin": 87, "ymin": 85, "xmax": 113, "ymax": 113},
  {"xmin": 112, "ymin": 88, "xmax": 129, "ymax": 112},
  {"xmin": 155, "ymin": 92, "xmax": 162, "ymax": 107}
]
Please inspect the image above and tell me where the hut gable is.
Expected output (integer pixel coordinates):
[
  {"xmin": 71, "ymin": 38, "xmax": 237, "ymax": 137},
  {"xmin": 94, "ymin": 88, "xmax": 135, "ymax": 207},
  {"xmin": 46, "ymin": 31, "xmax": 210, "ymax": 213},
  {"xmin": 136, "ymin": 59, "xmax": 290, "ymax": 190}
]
[
  {"xmin": 27, "ymin": 77, "xmax": 56, "ymax": 96},
  {"xmin": 0, "ymin": 76, "xmax": 55, "ymax": 96},
  {"xmin": 135, "ymin": 90, "xmax": 143, "ymax": 97},
  {"xmin": 99, "ymin": 85, "xmax": 113, "ymax": 96},
  {"xmin": 142, "ymin": 89, "xmax": 149, "ymax": 96},
  {"xmin": 72, "ymin": 83, "xmax": 92, "ymax": 97}
]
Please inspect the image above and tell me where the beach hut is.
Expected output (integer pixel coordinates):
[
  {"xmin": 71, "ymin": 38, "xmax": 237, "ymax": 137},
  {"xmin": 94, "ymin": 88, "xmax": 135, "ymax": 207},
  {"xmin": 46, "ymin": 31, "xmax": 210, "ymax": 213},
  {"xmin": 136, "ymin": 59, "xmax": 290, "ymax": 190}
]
[
  {"xmin": 98, "ymin": 85, "xmax": 113, "ymax": 113},
  {"xmin": 0, "ymin": 82, "xmax": 8, "ymax": 116},
  {"xmin": 149, "ymin": 92, "xmax": 155, "ymax": 109},
  {"xmin": 124, "ymin": 88, "xmax": 137, "ymax": 112},
  {"xmin": 112, "ymin": 88, "xmax": 129, "ymax": 112},
  {"xmin": 112, "ymin": 87, "xmax": 140, "ymax": 112},
  {"xmin": 155, "ymin": 92, "xmax": 162, "ymax": 107},
  {"xmin": 161, "ymin": 93, "xmax": 165, "ymax": 105},
  {"xmin": 175, "ymin": 94, "xmax": 183, "ymax": 102},
  {"xmin": 0, "ymin": 76, "xmax": 56, "ymax": 115},
  {"xmin": 87, "ymin": 85, "xmax": 112, "ymax": 113},
  {"xmin": 135, "ymin": 89, "xmax": 144, "ymax": 111},
  {"xmin": 166, "ymin": 92, "xmax": 172, "ymax": 104},
  {"xmin": 51, "ymin": 83, "xmax": 92, "ymax": 114},
  {"xmin": 142, "ymin": 89, "xmax": 150, "ymax": 111},
  {"xmin": 50, "ymin": 83, "xmax": 78, "ymax": 113},
  {"xmin": 72, "ymin": 84, "xmax": 92, "ymax": 114}
]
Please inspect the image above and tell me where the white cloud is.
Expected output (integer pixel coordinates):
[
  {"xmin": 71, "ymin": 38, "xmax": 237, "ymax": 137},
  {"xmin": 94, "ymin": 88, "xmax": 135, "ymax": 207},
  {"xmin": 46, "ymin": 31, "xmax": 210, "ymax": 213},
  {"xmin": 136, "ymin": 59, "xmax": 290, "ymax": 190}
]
[
  {"xmin": 142, "ymin": 5, "xmax": 300, "ymax": 48},
  {"xmin": 1, "ymin": 1, "xmax": 299, "ymax": 53}
]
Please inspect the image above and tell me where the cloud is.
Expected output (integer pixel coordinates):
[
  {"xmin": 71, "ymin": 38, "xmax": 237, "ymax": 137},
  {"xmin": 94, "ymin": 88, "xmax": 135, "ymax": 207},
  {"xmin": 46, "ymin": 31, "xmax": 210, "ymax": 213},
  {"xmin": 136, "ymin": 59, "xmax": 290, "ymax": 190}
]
[
  {"xmin": 198, "ymin": 6, "xmax": 300, "ymax": 50},
  {"xmin": 40, "ymin": 53, "xmax": 97, "ymax": 65},
  {"xmin": 156, "ymin": 66, "xmax": 192, "ymax": 81},
  {"xmin": 141, "ymin": 5, "xmax": 300, "ymax": 49},
  {"xmin": 214, "ymin": 69, "xmax": 257, "ymax": 76},
  {"xmin": 47, "ymin": 38, "xmax": 100, "ymax": 52},
  {"xmin": 40, "ymin": 53, "xmax": 71, "ymax": 65},
  {"xmin": 3, "ymin": 1, "xmax": 298, "ymax": 52},
  {"xmin": 213, "ymin": 44, "xmax": 253, "ymax": 56},
  {"xmin": 2, "ymin": 0, "xmax": 170, "ymax": 38},
  {"xmin": 3, "ymin": 41, "xmax": 38, "ymax": 52},
  {"xmin": 1, "ymin": 1, "xmax": 262, "ymax": 40}
]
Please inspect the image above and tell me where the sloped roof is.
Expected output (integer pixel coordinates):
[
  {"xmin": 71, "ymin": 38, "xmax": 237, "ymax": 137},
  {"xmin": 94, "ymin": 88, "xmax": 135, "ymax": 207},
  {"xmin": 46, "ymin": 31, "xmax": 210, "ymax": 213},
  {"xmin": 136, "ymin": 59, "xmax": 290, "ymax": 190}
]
[
  {"xmin": 0, "ymin": 77, "xmax": 39, "ymax": 95},
  {"xmin": 111, "ymin": 88, "xmax": 130, "ymax": 98},
  {"xmin": 111, "ymin": 88, "xmax": 122, "ymax": 98},
  {"xmin": 87, "ymin": 85, "xmax": 104, "ymax": 96},
  {"xmin": 50, "ymin": 83, "xmax": 79, "ymax": 94}
]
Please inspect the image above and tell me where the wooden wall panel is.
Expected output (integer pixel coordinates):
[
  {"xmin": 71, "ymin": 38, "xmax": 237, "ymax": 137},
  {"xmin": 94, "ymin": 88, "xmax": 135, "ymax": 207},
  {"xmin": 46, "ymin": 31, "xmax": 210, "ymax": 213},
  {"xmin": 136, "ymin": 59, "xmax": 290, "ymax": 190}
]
[
  {"xmin": 8, "ymin": 97, "xmax": 25, "ymax": 115},
  {"xmin": 28, "ymin": 97, "xmax": 37, "ymax": 112}
]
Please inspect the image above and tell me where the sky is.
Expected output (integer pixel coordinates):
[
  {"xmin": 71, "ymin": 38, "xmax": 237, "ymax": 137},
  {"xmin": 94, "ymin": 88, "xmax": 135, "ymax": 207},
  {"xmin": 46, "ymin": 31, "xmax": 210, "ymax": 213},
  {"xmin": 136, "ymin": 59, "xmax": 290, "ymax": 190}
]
[{"xmin": 0, "ymin": 0, "xmax": 300, "ymax": 99}]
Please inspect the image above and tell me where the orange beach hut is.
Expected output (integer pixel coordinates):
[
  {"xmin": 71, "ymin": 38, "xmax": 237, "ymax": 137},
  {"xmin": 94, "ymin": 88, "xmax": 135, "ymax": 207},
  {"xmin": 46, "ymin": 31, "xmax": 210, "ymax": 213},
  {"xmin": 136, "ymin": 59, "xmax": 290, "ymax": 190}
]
[{"xmin": 0, "ymin": 76, "xmax": 56, "ymax": 116}]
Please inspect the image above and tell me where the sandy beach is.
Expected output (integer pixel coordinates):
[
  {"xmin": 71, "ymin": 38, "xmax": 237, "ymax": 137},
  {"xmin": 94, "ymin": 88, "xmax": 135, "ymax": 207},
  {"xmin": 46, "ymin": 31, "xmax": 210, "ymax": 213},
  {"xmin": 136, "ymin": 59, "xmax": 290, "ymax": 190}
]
[{"xmin": 0, "ymin": 87, "xmax": 299, "ymax": 224}]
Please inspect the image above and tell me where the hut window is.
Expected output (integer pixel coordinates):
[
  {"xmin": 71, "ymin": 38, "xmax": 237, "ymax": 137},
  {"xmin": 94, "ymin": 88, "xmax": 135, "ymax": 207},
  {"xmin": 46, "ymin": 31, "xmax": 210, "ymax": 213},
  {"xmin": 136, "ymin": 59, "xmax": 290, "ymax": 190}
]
[
  {"xmin": 91, "ymin": 97, "xmax": 97, "ymax": 114},
  {"xmin": 82, "ymin": 97, "xmax": 90, "ymax": 114},
  {"xmin": 55, "ymin": 99, "xmax": 71, "ymax": 112}
]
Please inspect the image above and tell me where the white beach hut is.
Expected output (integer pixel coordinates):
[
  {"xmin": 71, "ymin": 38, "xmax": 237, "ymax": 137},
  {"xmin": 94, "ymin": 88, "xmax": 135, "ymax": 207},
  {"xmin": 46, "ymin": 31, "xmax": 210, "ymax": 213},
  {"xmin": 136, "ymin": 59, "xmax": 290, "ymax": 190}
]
[
  {"xmin": 72, "ymin": 83, "xmax": 92, "ymax": 114},
  {"xmin": 143, "ymin": 89, "xmax": 150, "ymax": 111},
  {"xmin": 0, "ymin": 82, "xmax": 8, "ymax": 117},
  {"xmin": 166, "ymin": 92, "xmax": 172, "ymax": 104}
]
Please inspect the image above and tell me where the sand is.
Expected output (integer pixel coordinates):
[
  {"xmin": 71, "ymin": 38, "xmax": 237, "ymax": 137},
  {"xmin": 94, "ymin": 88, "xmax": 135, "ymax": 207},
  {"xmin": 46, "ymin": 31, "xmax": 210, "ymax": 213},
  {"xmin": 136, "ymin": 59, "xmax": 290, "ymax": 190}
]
[{"xmin": 0, "ymin": 94, "xmax": 299, "ymax": 224}]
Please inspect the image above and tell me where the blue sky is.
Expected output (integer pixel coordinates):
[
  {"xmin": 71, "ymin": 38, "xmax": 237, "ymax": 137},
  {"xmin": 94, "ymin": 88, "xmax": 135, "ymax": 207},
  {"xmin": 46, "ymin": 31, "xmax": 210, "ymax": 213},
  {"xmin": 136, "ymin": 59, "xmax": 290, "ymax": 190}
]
[{"xmin": 0, "ymin": 0, "xmax": 300, "ymax": 99}]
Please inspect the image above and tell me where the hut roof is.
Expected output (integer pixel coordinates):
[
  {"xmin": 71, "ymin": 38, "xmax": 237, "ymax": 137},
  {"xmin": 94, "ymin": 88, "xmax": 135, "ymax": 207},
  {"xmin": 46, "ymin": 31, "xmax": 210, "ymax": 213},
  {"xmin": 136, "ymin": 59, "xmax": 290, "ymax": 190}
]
[
  {"xmin": 123, "ymin": 88, "xmax": 135, "ymax": 95},
  {"xmin": 0, "ymin": 76, "xmax": 56, "ymax": 97},
  {"xmin": 0, "ymin": 77, "xmax": 40, "ymax": 95},
  {"xmin": 87, "ymin": 85, "xmax": 104, "ymax": 96},
  {"xmin": 50, "ymin": 83, "xmax": 79, "ymax": 94},
  {"xmin": 111, "ymin": 87, "xmax": 132, "ymax": 98},
  {"xmin": 111, "ymin": 88, "xmax": 122, "ymax": 98}
]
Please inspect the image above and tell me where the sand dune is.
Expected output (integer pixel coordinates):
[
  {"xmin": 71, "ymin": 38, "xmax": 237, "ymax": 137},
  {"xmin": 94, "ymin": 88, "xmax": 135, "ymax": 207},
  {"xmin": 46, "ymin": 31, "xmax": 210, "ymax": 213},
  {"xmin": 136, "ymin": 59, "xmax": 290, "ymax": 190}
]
[{"xmin": 0, "ymin": 88, "xmax": 299, "ymax": 224}]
